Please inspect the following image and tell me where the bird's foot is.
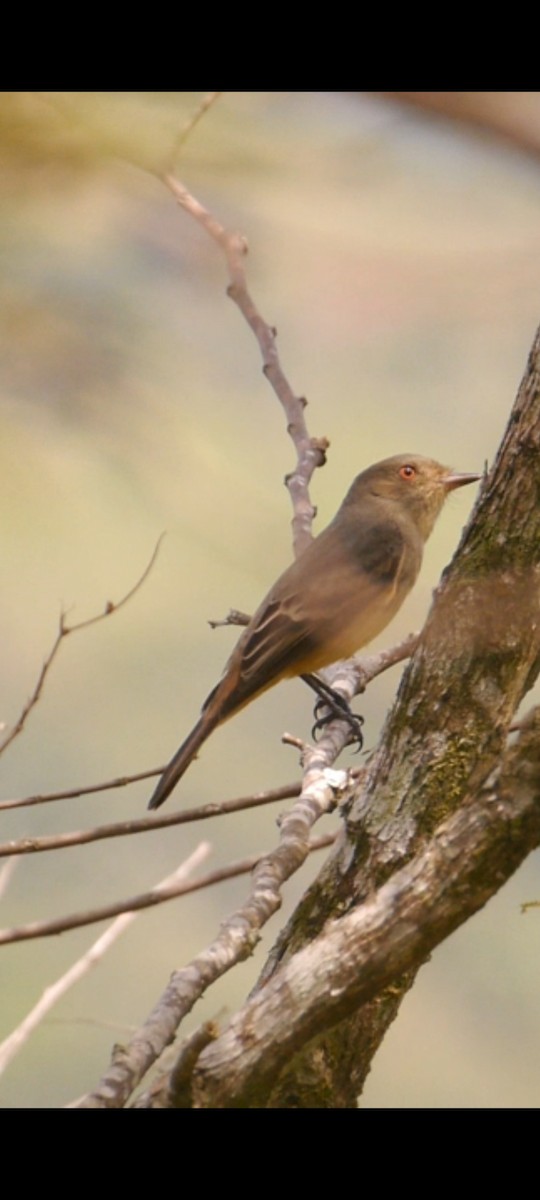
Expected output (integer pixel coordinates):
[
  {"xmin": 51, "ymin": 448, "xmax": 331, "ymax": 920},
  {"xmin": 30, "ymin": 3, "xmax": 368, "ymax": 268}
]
[
  {"xmin": 311, "ymin": 697, "xmax": 364, "ymax": 749},
  {"xmin": 301, "ymin": 674, "xmax": 364, "ymax": 751}
]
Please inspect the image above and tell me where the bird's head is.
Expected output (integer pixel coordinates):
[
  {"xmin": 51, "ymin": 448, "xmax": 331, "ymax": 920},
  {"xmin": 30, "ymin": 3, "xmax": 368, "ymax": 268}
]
[{"xmin": 349, "ymin": 454, "xmax": 481, "ymax": 540}]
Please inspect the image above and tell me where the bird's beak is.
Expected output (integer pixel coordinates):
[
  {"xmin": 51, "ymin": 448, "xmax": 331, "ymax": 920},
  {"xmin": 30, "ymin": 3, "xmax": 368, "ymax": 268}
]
[{"xmin": 443, "ymin": 471, "xmax": 482, "ymax": 491}]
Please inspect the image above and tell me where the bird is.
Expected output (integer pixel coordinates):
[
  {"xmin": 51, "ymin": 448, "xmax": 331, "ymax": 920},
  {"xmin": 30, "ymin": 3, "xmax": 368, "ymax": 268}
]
[{"xmin": 148, "ymin": 453, "xmax": 480, "ymax": 810}]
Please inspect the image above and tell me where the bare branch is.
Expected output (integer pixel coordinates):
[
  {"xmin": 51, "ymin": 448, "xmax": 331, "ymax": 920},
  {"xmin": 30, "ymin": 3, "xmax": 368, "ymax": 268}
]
[
  {"xmin": 0, "ymin": 835, "xmax": 335, "ymax": 948},
  {"xmin": 0, "ymin": 768, "xmax": 163, "ymax": 812},
  {"xmin": 0, "ymin": 535, "xmax": 165, "ymax": 756},
  {"xmin": 0, "ymin": 854, "xmax": 252, "ymax": 946},
  {"xmin": 162, "ymin": 173, "xmax": 328, "ymax": 558},
  {"xmin": 0, "ymin": 783, "xmax": 301, "ymax": 857},
  {"xmin": 168, "ymin": 91, "xmax": 222, "ymax": 172},
  {"xmin": 208, "ymin": 608, "xmax": 251, "ymax": 630},
  {"xmin": 64, "ymin": 532, "xmax": 166, "ymax": 634},
  {"xmin": 0, "ymin": 845, "xmax": 210, "ymax": 1080},
  {"xmin": 349, "ymin": 631, "xmax": 420, "ymax": 693}
]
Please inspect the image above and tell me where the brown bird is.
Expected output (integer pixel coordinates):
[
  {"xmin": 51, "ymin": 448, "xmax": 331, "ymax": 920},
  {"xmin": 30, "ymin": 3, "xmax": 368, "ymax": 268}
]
[{"xmin": 148, "ymin": 454, "xmax": 479, "ymax": 810}]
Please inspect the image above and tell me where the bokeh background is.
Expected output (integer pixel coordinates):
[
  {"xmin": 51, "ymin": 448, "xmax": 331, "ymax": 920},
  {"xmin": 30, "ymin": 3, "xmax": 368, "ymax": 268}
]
[{"xmin": 1, "ymin": 91, "xmax": 540, "ymax": 1108}]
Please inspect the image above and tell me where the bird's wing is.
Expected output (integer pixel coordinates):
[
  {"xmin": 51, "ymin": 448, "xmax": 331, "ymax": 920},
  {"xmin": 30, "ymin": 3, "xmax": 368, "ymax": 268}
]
[
  {"xmin": 239, "ymin": 594, "xmax": 318, "ymax": 681},
  {"xmin": 207, "ymin": 517, "xmax": 413, "ymax": 718},
  {"xmin": 201, "ymin": 595, "xmax": 315, "ymax": 719}
]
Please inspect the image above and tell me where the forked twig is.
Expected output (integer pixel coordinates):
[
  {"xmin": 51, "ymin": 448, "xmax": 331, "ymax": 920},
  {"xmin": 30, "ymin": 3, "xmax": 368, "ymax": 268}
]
[{"xmin": 0, "ymin": 535, "xmax": 165, "ymax": 757}]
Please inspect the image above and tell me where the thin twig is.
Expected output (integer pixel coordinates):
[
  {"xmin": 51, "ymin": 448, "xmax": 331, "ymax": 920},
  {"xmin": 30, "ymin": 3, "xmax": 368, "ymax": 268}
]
[
  {"xmin": 0, "ymin": 835, "xmax": 335, "ymax": 947},
  {"xmin": 168, "ymin": 91, "xmax": 222, "ymax": 172},
  {"xmin": 0, "ymin": 534, "xmax": 165, "ymax": 756},
  {"xmin": 0, "ymin": 856, "xmax": 260, "ymax": 945},
  {"xmin": 162, "ymin": 173, "xmax": 328, "ymax": 558},
  {"xmin": 0, "ymin": 768, "xmax": 163, "ymax": 811},
  {"xmin": 208, "ymin": 608, "xmax": 250, "ymax": 630},
  {"xmin": 0, "ymin": 845, "xmax": 210, "ymax": 1079},
  {"xmin": 0, "ymin": 783, "xmax": 301, "ymax": 857}
]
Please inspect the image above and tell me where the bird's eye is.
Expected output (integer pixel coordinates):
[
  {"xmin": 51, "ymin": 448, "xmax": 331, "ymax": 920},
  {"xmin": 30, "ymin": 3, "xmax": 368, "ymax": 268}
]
[{"xmin": 400, "ymin": 464, "xmax": 417, "ymax": 481}]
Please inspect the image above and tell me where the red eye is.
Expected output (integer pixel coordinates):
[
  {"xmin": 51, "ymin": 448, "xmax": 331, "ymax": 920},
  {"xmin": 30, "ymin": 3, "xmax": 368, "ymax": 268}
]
[{"xmin": 400, "ymin": 464, "xmax": 416, "ymax": 481}]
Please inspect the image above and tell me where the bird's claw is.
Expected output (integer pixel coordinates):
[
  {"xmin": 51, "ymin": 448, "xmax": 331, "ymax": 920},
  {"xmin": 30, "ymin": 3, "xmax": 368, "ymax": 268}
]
[{"xmin": 311, "ymin": 695, "xmax": 364, "ymax": 751}]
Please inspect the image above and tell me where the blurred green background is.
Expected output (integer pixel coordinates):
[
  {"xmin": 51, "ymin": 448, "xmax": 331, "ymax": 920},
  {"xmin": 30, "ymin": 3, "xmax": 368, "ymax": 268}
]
[{"xmin": 1, "ymin": 91, "xmax": 540, "ymax": 1108}]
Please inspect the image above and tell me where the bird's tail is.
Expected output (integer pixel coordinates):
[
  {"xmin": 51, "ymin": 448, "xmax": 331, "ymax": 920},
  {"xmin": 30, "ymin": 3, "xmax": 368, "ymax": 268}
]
[{"xmin": 147, "ymin": 706, "xmax": 221, "ymax": 811}]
